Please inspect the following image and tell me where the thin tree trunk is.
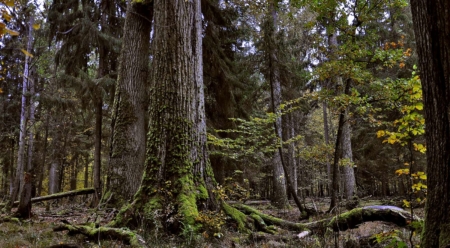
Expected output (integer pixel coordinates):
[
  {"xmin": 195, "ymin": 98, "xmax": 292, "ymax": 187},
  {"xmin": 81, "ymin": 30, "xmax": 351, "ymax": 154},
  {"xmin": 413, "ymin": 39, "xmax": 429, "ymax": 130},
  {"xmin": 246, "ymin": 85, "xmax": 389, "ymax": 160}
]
[
  {"xmin": 9, "ymin": 139, "xmax": 14, "ymax": 196},
  {"xmin": 21, "ymin": 65, "xmax": 36, "ymax": 213},
  {"xmin": 92, "ymin": 96, "xmax": 102, "ymax": 206},
  {"xmin": 48, "ymin": 161, "xmax": 60, "ymax": 195},
  {"xmin": 84, "ymin": 156, "xmax": 89, "ymax": 189},
  {"xmin": 342, "ymin": 110, "xmax": 356, "ymax": 199},
  {"xmin": 70, "ymin": 157, "xmax": 78, "ymax": 191},
  {"xmin": 288, "ymin": 113, "xmax": 297, "ymax": 195},
  {"xmin": 267, "ymin": 0, "xmax": 289, "ymax": 209},
  {"xmin": 37, "ymin": 114, "xmax": 50, "ymax": 196},
  {"xmin": 322, "ymin": 102, "xmax": 331, "ymax": 196},
  {"xmin": 26, "ymin": 72, "xmax": 36, "ymax": 173},
  {"xmin": 329, "ymin": 79, "xmax": 351, "ymax": 212},
  {"xmin": 10, "ymin": 15, "xmax": 34, "ymax": 211}
]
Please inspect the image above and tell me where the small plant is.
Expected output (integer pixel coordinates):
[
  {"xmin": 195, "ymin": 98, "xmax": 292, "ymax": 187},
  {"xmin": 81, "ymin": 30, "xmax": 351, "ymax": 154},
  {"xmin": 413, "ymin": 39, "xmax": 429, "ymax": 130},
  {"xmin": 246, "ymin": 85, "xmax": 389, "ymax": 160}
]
[
  {"xmin": 372, "ymin": 230, "xmax": 408, "ymax": 248},
  {"xmin": 195, "ymin": 210, "xmax": 226, "ymax": 239}
]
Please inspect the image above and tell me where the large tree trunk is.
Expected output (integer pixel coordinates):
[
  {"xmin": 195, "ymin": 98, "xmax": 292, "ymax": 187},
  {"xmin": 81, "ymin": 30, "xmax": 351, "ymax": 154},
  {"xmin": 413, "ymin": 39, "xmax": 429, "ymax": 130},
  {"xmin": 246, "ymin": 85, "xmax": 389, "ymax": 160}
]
[
  {"xmin": 111, "ymin": 0, "xmax": 218, "ymax": 232},
  {"xmin": 410, "ymin": 1, "xmax": 450, "ymax": 247},
  {"xmin": 106, "ymin": 1, "xmax": 152, "ymax": 207}
]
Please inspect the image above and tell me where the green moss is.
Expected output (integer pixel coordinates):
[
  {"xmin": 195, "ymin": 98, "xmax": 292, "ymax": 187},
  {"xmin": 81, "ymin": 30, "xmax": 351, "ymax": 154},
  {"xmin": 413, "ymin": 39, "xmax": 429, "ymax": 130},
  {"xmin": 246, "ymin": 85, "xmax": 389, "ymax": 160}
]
[
  {"xmin": 107, "ymin": 203, "xmax": 132, "ymax": 227},
  {"xmin": 328, "ymin": 207, "xmax": 363, "ymax": 230},
  {"xmin": 144, "ymin": 194, "xmax": 162, "ymax": 214},
  {"xmin": 196, "ymin": 182, "xmax": 208, "ymax": 200},
  {"xmin": 222, "ymin": 202, "xmax": 252, "ymax": 233},
  {"xmin": 178, "ymin": 175, "xmax": 200, "ymax": 227},
  {"xmin": 330, "ymin": 208, "xmax": 363, "ymax": 223},
  {"xmin": 235, "ymin": 203, "xmax": 306, "ymax": 232}
]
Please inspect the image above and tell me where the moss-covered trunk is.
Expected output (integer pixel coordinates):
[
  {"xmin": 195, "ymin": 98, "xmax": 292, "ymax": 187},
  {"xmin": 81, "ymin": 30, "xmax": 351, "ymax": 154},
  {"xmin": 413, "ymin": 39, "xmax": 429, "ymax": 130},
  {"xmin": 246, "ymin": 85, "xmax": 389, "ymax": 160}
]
[
  {"xmin": 112, "ymin": 0, "xmax": 218, "ymax": 233},
  {"xmin": 106, "ymin": 1, "xmax": 153, "ymax": 207}
]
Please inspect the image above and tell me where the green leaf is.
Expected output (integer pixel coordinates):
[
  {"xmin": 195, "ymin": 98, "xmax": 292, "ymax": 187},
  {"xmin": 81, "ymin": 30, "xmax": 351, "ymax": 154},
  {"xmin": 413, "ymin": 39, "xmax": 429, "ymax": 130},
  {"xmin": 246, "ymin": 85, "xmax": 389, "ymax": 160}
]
[{"xmin": 415, "ymin": 102, "xmax": 423, "ymax": 110}]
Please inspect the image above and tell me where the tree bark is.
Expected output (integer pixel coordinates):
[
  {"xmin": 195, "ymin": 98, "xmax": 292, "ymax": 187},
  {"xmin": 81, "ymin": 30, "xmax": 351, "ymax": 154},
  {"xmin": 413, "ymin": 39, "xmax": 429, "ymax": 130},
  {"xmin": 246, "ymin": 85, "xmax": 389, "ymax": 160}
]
[
  {"xmin": 111, "ymin": 0, "xmax": 219, "ymax": 233},
  {"xmin": 92, "ymin": 95, "xmax": 102, "ymax": 207},
  {"xmin": 322, "ymin": 101, "xmax": 331, "ymax": 196},
  {"xmin": 267, "ymin": 0, "xmax": 289, "ymax": 209},
  {"xmin": 16, "ymin": 172, "xmax": 32, "ymax": 218},
  {"xmin": 49, "ymin": 161, "xmax": 60, "ymax": 195},
  {"xmin": 329, "ymin": 79, "xmax": 351, "ymax": 212},
  {"xmin": 342, "ymin": 110, "xmax": 356, "ymax": 199},
  {"xmin": 10, "ymin": 15, "xmax": 34, "ymax": 211},
  {"xmin": 106, "ymin": 1, "xmax": 152, "ymax": 207},
  {"xmin": 37, "ymin": 113, "xmax": 49, "ymax": 196},
  {"xmin": 410, "ymin": 1, "xmax": 450, "ymax": 247}
]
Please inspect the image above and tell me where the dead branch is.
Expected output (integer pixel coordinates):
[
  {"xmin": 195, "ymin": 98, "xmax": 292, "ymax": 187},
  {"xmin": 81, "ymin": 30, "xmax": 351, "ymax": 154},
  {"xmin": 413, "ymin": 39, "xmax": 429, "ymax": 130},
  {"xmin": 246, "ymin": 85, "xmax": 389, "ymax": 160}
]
[{"xmin": 7, "ymin": 188, "xmax": 95, "ymax": 207}]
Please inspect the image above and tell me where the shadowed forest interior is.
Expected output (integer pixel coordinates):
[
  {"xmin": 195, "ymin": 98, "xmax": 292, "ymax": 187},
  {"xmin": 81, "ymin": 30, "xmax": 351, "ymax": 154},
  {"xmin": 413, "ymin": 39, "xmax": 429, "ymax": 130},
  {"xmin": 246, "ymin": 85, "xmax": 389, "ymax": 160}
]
[{"xmin": 0, "ymin": 0, "xmax": 449, "ymax": 247}]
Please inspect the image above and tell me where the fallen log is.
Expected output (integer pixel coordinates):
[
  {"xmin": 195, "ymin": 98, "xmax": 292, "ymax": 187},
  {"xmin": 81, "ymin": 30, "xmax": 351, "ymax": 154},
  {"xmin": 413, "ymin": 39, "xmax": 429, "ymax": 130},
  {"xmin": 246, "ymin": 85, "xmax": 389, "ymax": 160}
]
[
  {"xmin": 8, "ymin": 188, "xmax": 95, "ymax": 207},
  {"xmin": 234, "ymin": 204, "xmax": 420, "ymax": 234},
  {"xmin": 306, "ymin": 205, "xmax": 420, "ymax": 232}
]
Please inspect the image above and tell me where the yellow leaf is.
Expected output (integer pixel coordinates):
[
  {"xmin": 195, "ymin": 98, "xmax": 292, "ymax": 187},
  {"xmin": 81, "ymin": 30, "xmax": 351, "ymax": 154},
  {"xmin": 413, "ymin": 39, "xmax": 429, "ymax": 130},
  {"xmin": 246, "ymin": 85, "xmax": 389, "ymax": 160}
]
[
  {"xmin": 0, "ymin": 88, "xmax": 3, "ymax": 93},
  {"xmin": 5, "ymin": 0, "xmax": 14, "ymax": 7},
  {"xmin": 396, "ymin": 168, "xmax": 409, "ymax": 176},
  {"xmin": 403, "ymin": 199, "xmax": 410, "ymax": 208},
  {"xmin": 376, "ymin": 130, "xmax": 385, "ymax": 138},
  {"xmin": 6, "ymin": 28, "xmax": 19, "ymax": 36},
  {"xmin": 387, "ymin": 137, "xmax": 397, "ymax": 144},
  {"xmin": 420, "ymin": 174, "xmax": 427, "ymax": 180},
  {"xmin": 20, "ymin": 49, "xmax": 33, "ymax": 58},
  {"xmin": 32, "ymin": 23, "xmax": 40, "ymax": 30},
  {"xmin": 2, "ymin": 12, "xmax": 12, "ymax": 22}
]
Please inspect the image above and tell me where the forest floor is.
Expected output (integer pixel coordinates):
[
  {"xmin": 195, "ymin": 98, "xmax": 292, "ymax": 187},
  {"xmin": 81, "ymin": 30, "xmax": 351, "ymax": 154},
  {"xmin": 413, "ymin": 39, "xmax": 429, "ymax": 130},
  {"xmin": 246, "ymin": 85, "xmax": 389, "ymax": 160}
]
[{"xmin": 0, "ymin": 197, "xmax": 423, "ymax": 248}]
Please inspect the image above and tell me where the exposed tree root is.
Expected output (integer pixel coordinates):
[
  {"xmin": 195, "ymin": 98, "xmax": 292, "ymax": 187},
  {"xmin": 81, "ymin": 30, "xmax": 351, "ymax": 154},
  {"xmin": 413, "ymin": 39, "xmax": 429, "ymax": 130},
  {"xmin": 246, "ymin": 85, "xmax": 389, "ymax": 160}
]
[
  {"xmin": 50, "ymin": 204, "xmax": 419, "ymax": 247},
  {"xmin": 53, "ymin": 222, "xmax": 147, "ymax": 248},
  {"xmin": 234, "ymin": 203, "xmax": 308, "ymax": 232}
]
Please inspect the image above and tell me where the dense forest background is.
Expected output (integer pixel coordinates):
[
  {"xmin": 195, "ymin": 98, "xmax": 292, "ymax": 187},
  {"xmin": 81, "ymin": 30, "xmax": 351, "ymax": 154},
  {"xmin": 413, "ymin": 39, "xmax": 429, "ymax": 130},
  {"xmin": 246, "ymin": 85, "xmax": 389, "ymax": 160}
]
[{"xmin": 0, "ymin": 0, "xmax": 442, "ymax": 247}]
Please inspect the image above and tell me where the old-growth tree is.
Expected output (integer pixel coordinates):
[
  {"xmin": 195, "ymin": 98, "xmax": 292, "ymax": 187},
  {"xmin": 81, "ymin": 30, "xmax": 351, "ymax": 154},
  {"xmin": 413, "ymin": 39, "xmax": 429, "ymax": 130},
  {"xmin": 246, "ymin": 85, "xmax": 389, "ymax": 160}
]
[
  {"xmin": 107, "ymin": 1, "xmax": 152, "ymax": 207},
  {"xmin": 410, "ymin": 1, "xmax": 450, "ymax": 247},
  {"xmin": 112, "ymin": 0, "xmax": 219, "ymax": 231}
]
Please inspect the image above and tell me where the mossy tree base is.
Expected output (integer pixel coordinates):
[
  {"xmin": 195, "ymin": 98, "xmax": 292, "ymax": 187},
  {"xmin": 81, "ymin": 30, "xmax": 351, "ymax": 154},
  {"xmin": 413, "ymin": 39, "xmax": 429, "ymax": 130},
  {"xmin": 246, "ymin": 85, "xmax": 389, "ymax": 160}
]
[{"xmin": 50, "ymin": 204, "xmax": 419, "ymax": 247}]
